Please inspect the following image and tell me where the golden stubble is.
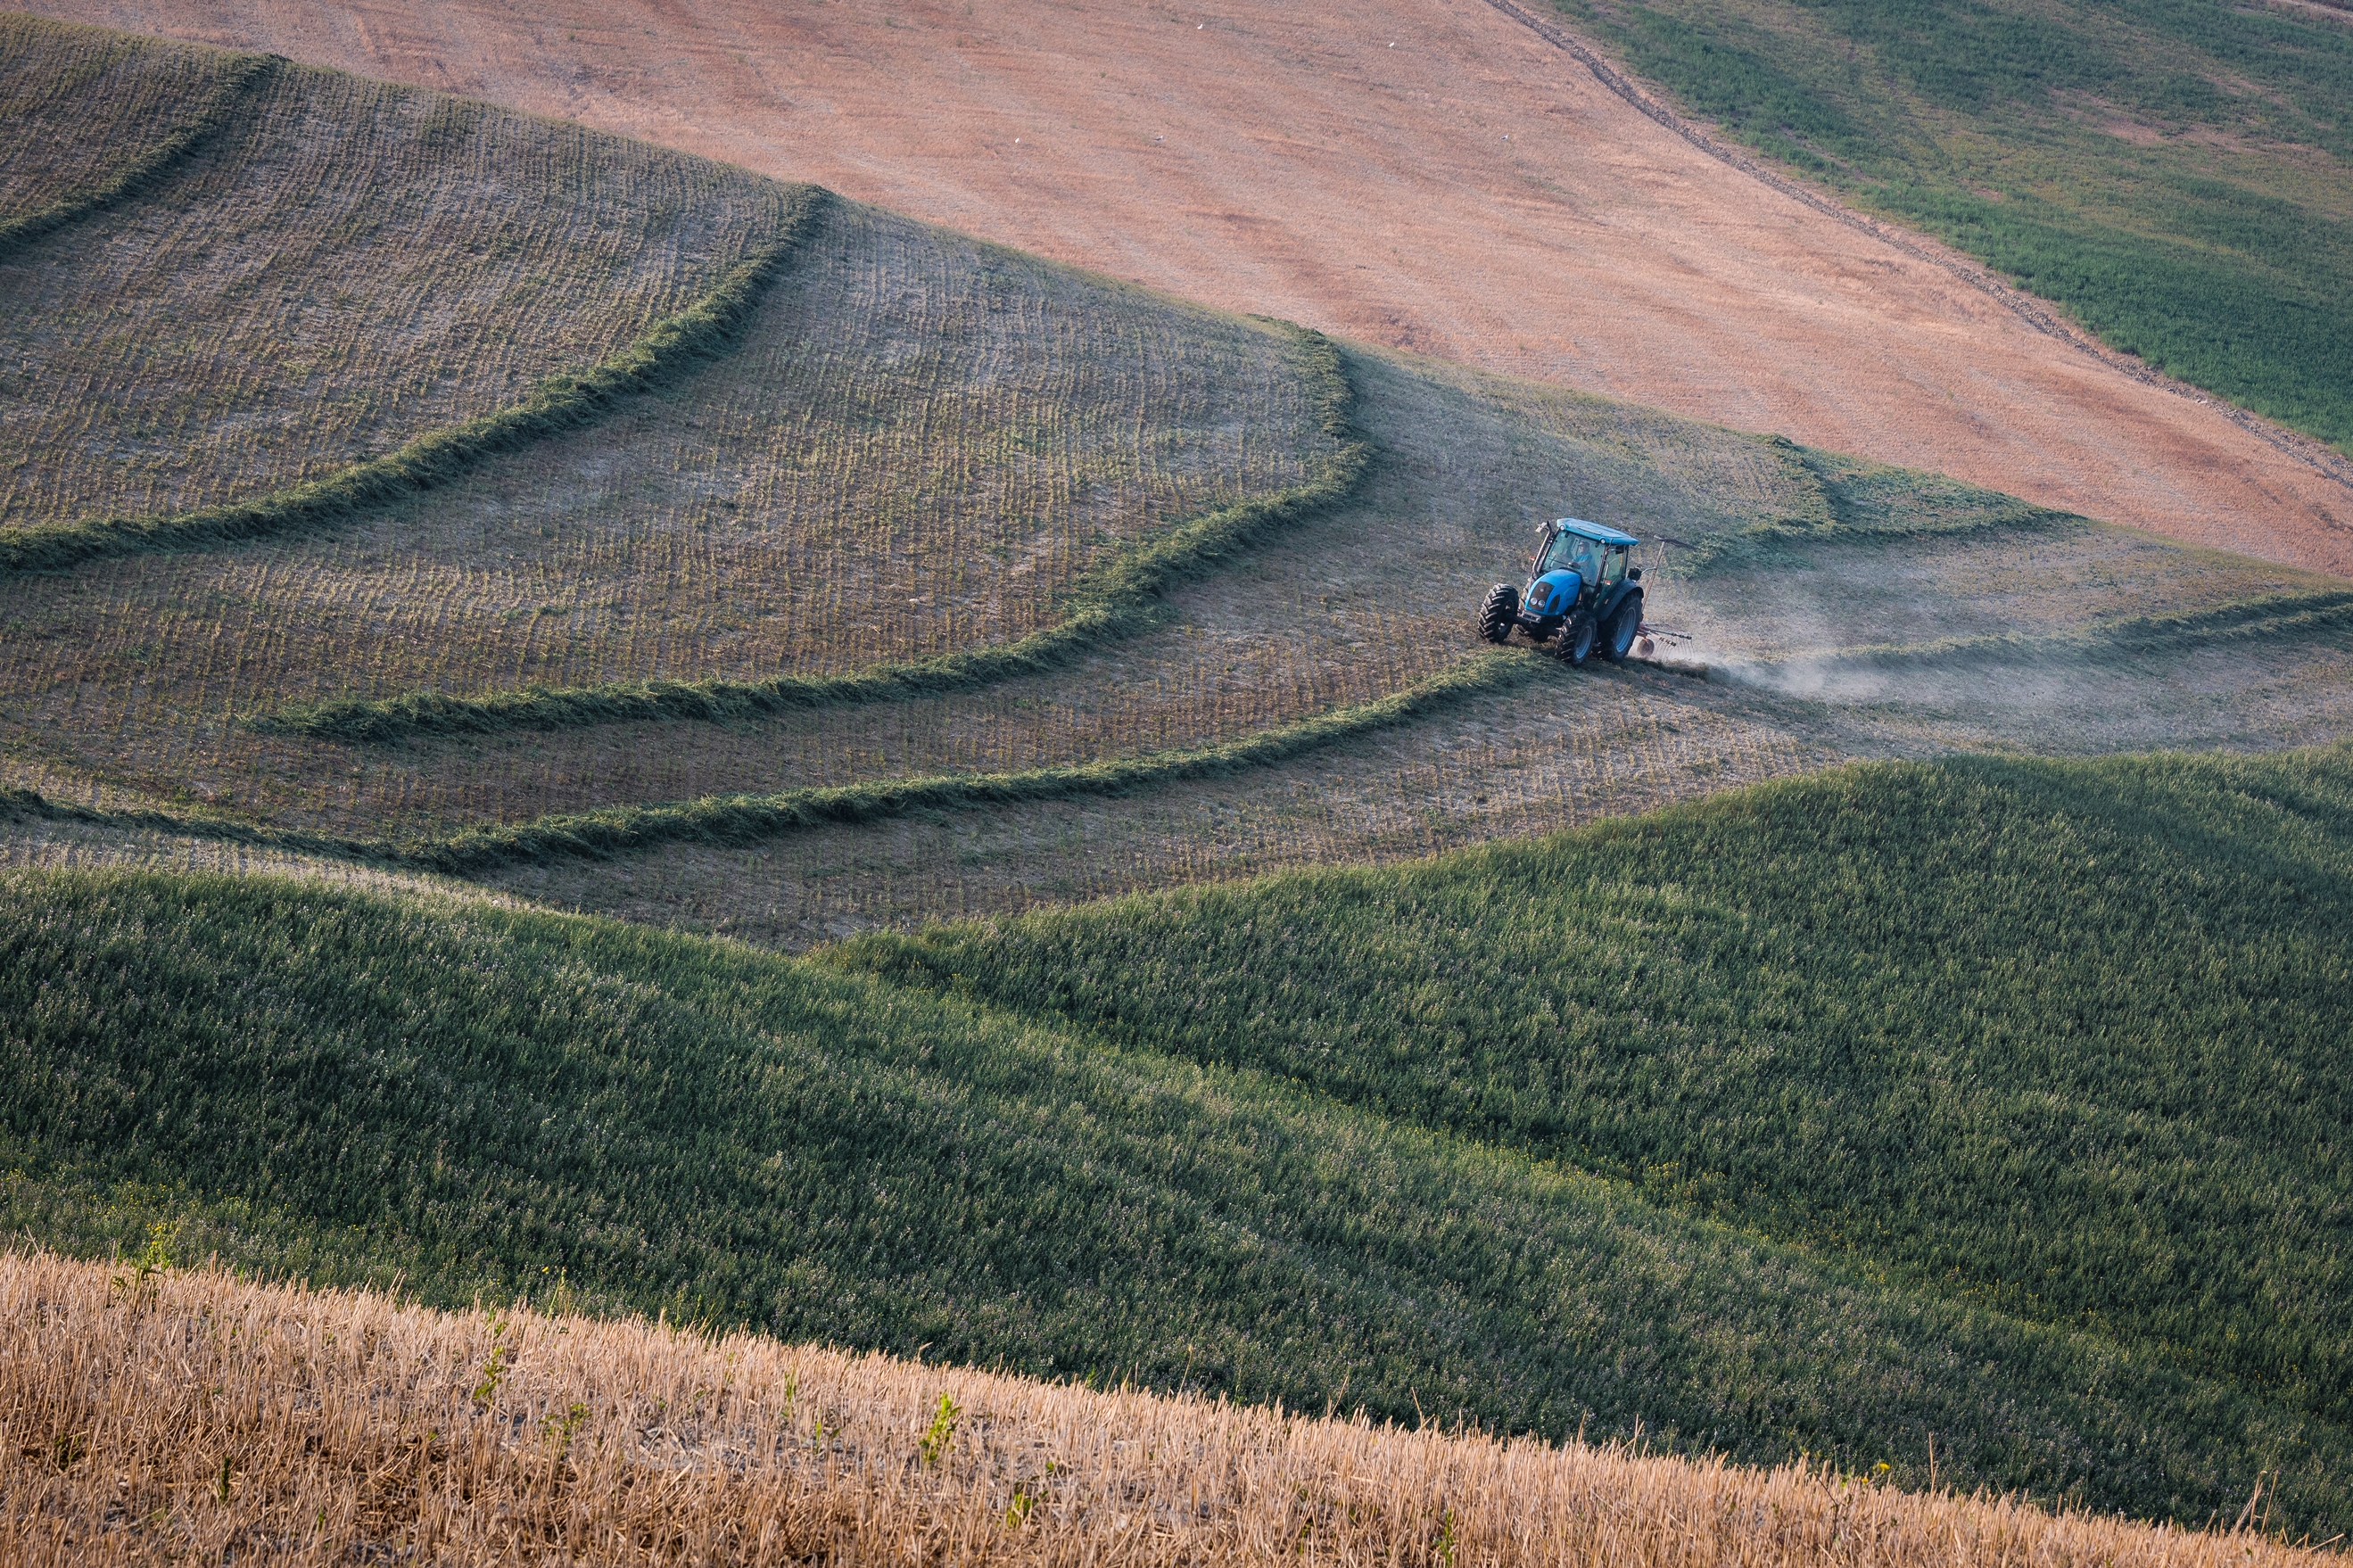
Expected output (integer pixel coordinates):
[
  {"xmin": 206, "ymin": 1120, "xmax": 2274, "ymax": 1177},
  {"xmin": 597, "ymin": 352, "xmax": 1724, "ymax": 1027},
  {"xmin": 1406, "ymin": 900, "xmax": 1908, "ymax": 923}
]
[{"xmin": 1, "ymin": 1248, "xmax": 2323, "ymax": 1566}]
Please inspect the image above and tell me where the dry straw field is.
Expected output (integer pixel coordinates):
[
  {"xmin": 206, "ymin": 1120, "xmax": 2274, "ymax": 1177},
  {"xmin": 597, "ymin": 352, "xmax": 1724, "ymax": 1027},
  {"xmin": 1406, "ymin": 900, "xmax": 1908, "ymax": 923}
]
[{"xmin": 2, "ymin": 1249, "xmax": 2325, "ymax": 1567}]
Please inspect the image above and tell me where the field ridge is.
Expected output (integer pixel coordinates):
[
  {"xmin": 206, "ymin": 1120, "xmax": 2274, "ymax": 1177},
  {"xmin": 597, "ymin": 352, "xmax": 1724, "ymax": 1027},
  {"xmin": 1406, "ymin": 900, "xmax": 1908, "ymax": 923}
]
[
  {"xmin": 0, "ymin": 182, "xmax": 831, "ymax": 574},
  {"xmin": 259, "ymin": 324, "xmax": 1371, "ymax": 742}
]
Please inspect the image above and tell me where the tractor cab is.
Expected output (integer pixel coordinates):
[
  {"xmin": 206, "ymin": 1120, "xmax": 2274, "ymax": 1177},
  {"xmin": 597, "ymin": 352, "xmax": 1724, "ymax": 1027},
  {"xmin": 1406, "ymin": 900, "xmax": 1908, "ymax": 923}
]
[
  {"xmin": 1529, "ymin": 523, "xmax": 1633, "ymax": 607},
  {"xmin": 1476, "ymin": 517, "xmax": 1647, "ymax": 666}
]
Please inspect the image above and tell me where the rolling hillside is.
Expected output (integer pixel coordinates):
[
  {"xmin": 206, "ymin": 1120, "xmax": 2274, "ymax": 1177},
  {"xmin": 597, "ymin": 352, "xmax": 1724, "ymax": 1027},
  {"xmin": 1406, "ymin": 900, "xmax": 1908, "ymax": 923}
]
[
  {"xmin": 26, "ymin": 0, "xmax": 2353, "ymax": 575},
  {"xmin": 6, "ymin": 21, "xmax": 2351, "ymax": 930},
  {"xmin": 9, "ymin": 747, "xmax": 2353, "ymax": 1532},
  {"xmin": 4, "ymin": 13, "xmax": 2353, "ymax": 1550}
]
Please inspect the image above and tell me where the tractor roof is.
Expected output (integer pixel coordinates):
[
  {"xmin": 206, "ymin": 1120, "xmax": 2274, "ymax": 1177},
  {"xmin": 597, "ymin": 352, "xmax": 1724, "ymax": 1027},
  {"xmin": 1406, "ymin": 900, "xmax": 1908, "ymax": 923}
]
[{"xmin": 1554, "ymin": 517, "xmax": 1640, "ymax": 547}]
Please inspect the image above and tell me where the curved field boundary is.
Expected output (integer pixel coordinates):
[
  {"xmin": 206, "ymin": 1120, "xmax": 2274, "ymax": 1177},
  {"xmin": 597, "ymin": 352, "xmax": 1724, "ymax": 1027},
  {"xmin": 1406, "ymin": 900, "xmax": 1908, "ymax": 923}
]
[
  {"xmin": 1738, "ymin": 590, "xmax": 2353, "ymax": 679},
  {"xmin": 414, "ymin": 648, "xmax": 1532, "ymax": 870},
  {"xmin": 0, "ymin": 184, "xmax": 832, "ymax": 576},
  {"xmin": 1677, "ymin": 442, "xmax": 2081, "ymax": 573},
  {"xmin": 1686, "ymin": 505, "xmax": 2080, "ymax": 572},
  {"xmin": 0, "ymin": 787, "xmax": 362, "ymax": 872},
  {"xmin": 260, "ymin": 325, "xmax": 1373, "ymax": 743},
  {"xmin": 1481, "ymin": 0, "xmax": 2353, "ymax": 496},
  {"xmin": 4, "ymin": 650, "xmax": 1539, "ymax": 873},
  {"xmin": 0, "ymin": 51, "xmax": 279, "ymax": 265}
]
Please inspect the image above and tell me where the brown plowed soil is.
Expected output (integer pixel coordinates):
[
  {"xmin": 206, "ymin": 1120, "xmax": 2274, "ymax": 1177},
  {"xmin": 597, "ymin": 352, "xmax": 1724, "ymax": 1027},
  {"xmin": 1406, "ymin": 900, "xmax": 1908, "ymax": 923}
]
[{"xmin": 29, "ymin": 0, "xmax": 2353, "ymax": 574}]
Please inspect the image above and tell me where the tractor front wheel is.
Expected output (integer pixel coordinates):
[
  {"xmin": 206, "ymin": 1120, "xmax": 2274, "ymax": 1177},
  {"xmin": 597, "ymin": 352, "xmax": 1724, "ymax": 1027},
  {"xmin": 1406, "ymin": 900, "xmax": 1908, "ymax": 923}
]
[
  {"xmin": 1600, "ymin": 591, "xmax": 1644, "ymax": 663},
  {"xmin": 1477, "ymin": 583, "xmax": 1519, "ymax": 644},
  {"xmin": 1559, "ymin": 612, "xmax": 1597, "ymax": 666}
]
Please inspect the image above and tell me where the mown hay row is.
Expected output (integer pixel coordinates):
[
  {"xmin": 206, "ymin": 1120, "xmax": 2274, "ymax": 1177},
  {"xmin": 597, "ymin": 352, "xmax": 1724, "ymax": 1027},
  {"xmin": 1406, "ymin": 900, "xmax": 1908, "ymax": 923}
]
[
  {"xmin": 487, "ymin": 665, "xmax": 1835, "ymax": 947},
  {"xmin": 0, "ymin": 19, "xmax": 275, "ymax": 259},
  {"xmin": 397, "ymin": 651, "xmax": 1540, "ymax": 869},
  {"xmin": 0, "ymin": 196, "xmax": 1339, "ymax": 837},
  {"xmin": 0, "ymin": 34, "xmax": 795, "ymax": 530},
  {"xmin": 0, "ymin": 185, "xmax": 831, "ymax": 574},
  {"xmin": 341, "ymin": 623, "xmax": 1455, "ymax": 837},
  {"xmin": 0, "ymin": 653, "xmax": 1539, "ymax": 873},
  {"xmin": 0, "ymin": 1249, "xmax": 2322, "ymax": 1566},
  {"xmin": 263, "ymin": 319, "xmax": 1368, "ymax": 741}
]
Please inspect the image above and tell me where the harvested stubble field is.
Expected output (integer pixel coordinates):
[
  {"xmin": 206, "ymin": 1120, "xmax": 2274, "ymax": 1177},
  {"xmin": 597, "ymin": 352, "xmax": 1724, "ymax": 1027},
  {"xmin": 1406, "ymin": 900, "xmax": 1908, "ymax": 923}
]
[
  {"xmin": 5, "ymin": 1252, "xmax": 2325, "ymax": 1568},
  {"xmin": 0, "ymin": 12, "xmax": 259, "ymax": 236},
  {"xmin": 386, "ymin": 358, "xmax": 2353, "ymax": 937},
  {"xmin": 35, "ymin": 0, "xmax": 2353, "ymax": 580},
  {"xmin": 139, "ymin": 350, "xmax": 1812, "ymax": 838},
  {"xmin": 0, "ymin": 16, "xmax": 794, "ymax": 529},
  {"xmin": 12, "ymin": 19, "xmax": 2353, "ymax": 895},
  {"xmin": 477, "ymin": 658, "xmax": 1839, "ymax": 948},
  {"xmin": 4, "ymin": 17, "xmax": 2353, "ymax": 1000}
]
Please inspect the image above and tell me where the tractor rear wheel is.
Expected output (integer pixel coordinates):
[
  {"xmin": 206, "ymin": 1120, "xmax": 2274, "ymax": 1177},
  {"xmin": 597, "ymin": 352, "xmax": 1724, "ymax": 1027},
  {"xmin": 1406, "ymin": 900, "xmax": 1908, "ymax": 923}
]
[
  {"xmin": 1560, "ymin": 612, "xmax": 1597, "ymax": 666},
  {"xmin": 1600, "ymin": 591, "xmax": 1644, "ymax": 663},
  {"xmin": 1478, "ymin": 583, "xmax": 1518, "ymax": 644}
]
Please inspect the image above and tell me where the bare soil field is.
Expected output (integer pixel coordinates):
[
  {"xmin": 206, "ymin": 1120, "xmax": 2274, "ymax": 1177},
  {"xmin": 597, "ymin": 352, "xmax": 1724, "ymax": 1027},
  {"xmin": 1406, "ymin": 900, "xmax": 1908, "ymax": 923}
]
[
  {"xmin": 27, "ymin": 0, "xmax": 2353, "ymax": 575},
  {"xmin": 4, "ymin": 1248, "xmax": 2325, "ymax": 1566}
]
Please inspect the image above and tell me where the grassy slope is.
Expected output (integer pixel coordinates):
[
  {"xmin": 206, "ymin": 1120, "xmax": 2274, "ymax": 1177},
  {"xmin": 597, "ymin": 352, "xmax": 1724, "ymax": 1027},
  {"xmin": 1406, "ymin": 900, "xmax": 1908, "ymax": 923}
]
[
  {"xmin": 7, "ymin": 749, "xmax": 2353, "ymax": 1531},
  {"xmin": 1554, "ymin": 0, "xmax": 2353, "ymax": 451},
  {"xmin": 846, "ymin": 747, "xmax": 2353, "ymax": 1442}
]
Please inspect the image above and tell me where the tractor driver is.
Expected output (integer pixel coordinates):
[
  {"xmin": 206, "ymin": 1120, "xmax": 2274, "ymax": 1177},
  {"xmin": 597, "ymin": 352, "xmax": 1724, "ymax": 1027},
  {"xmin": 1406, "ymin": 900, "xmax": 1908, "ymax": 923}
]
[{"xmin": 1538, "ymin": 528, "xmax": 1598, "ymax": 589}]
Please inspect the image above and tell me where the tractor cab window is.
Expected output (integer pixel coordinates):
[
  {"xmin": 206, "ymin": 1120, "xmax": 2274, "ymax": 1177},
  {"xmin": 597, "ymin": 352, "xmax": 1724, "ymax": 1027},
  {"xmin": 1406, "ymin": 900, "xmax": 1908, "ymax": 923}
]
[
  {"xmin": 1539, "ymin": 530, "xmax": 1598, "ymax": 582},
  {"xmin": 1599, "ymin": 545, "xmax": 1627, "ymax": 586}
]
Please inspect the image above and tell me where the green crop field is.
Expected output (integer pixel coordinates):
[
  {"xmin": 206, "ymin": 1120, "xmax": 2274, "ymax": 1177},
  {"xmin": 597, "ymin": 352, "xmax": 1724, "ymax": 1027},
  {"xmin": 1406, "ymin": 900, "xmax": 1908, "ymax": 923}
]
[
  {"xmin": 5, "ymin": 12, "xmax": 2353, "ymax": 1545},
  {"xmin": 7, "ymin": 747, "xmax": 2353, "ymax": 1533},
  {"xmin": 1550, "ymin": 0, "xmax": 2353, "ymax": 453}
]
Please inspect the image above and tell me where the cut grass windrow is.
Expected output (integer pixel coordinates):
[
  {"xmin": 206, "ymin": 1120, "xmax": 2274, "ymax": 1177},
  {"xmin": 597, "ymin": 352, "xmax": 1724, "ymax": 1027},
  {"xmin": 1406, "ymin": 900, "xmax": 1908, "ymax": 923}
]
[
  {"xmin": 1676, "ymin": 438, "xmax": 2081, "ymax": 574},
  {"xmin": 0, "ymin": 51, "xmax": 277, "ymax": 263},
  {"xmin": 259, "ymin": 326, "xmax": 1372, "ymax": 743},
  {"xmin": 1680, "ymin": 502, "xmax": 2077, "ymax": 574},
  {"xmin": 1738, "ymin": 589, "xmax": 2353, "ymax": 678},
  {"xmin": 0, "ymin": 184, "xmax": 831, "ymax": 575},
  {"xmin": 4, "ymin": 651, "xmax": 1540, "ymax": 872},
  {"xmin": 409, "ymin": 648, "xmax": 1532, "ymax": 871}
]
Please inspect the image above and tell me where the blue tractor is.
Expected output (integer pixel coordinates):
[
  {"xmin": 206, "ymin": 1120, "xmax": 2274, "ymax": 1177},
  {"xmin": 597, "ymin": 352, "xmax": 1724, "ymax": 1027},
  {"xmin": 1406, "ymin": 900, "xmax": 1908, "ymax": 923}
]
[{"xmin": 1477, "ymin": 517, "xmax": 1647, "ymax": 664}]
